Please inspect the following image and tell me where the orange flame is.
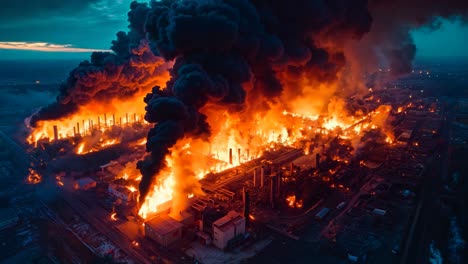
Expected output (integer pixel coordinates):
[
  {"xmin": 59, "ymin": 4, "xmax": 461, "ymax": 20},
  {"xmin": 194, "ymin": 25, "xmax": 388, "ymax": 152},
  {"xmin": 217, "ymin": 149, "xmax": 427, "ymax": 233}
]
[
  {"xmin": 27, "ymin": 168, "xmax": 42, "ymax": 184},
  {"xmin": 286, "ymin": 195, "xmax": 303, "ymax": 208}
]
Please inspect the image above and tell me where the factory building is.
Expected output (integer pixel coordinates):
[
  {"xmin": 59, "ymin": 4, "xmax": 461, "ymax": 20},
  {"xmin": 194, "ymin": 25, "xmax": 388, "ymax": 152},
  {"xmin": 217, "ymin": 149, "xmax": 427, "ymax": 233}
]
[
  {"xmin": 212, "ymin": 211, "xmax": 246, "ymax": 250},
  {"xmin": 144, "ymin": 215, "xmax": 183, "ymax": 247}
]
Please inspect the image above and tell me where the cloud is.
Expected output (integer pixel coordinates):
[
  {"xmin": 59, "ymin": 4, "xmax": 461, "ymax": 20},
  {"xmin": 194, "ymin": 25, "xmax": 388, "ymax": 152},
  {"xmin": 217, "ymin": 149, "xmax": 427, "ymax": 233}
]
[
  {"xmin": 0, "ymin": 0, "xmax": 132, "ymax": 51},
  {"xmin": 0, "ymin": 0, "xmax": 99, "ymax": 19},
  {"xmin": 0, "ymin": 42, "xmax": 111, "ymax": 53}
]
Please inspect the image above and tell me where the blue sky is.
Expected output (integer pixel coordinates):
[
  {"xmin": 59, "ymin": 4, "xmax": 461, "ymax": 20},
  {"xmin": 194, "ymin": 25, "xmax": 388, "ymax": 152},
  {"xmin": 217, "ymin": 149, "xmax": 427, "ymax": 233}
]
[{"xmin": 0, "ymin": 0, "xmax": 467, "ymax": 61}]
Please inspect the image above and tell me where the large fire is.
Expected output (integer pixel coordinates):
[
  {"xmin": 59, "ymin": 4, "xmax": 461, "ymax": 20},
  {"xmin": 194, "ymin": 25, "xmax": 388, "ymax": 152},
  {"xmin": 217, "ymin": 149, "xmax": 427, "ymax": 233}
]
[
  {"xmin": 27, "ymin": 94, "xmax": 147, "ymax": 145},
  {"xmin": 26, "ymin": 81, "xmax": 398, "ymax": 220},
  {"xmin": 134, "ymin": 94, "xmax": 396, "ymax": 219},
  {"xmin": 24, "ymin": 5, "xmax": 402, "ymax": 221}
]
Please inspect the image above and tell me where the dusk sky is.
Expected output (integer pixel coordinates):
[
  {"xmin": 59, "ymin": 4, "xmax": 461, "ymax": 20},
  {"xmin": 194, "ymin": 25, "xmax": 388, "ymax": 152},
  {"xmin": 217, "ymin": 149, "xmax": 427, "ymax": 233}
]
[{"xmin": 0, "ymin": 0, "xmax": 467, "ymax": 61}]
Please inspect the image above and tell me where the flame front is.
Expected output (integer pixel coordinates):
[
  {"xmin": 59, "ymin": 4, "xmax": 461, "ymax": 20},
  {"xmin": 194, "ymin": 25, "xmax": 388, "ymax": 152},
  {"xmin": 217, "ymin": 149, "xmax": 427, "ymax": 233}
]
[{"xmin": 26, "ymin": 60, "xmax": 402, "ymax": 221}]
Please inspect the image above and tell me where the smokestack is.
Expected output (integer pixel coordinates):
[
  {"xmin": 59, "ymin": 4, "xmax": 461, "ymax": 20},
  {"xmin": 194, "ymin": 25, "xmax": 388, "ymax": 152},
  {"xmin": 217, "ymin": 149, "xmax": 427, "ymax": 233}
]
[
  {"xmin": 270, "ymin": 176, "xmax": 275, "ymax": 209},
  {"xmin": 98, "ymin": 116, "xmax": 101, "ymax": 129},
  {"xmin": 253, "ymin": 169, "xmax": 256, "ymax": 187},
  {"xmin": 82, "ymin": 120, "xmax": 85, "ymax": 134},
  {"xmin": 238, "ymin": 148, "xmax": 241, "ymax": 164},
  {"xmin": 277, "ymin": 172, "xmax": 281, "ymax": 196},
  {"xmin": 113, "ymin": 114, "xmax": 116, "ymax": 126},
  {"xmin": 260, "ymin": 166, "xmax": 265, "ymax": 188},
  {"xmin": 126, "ymin": 113, "xmax": 129, "ymax": 125},
  {"xmin": 316, "ymin": 153, "xmax": 320, "ymax": 169},
  {"xmin": 229, "ymin": 148, "xmax": 233, "ymax": 165},
  {"xmin": 77, "ymin": 122, "xmax": 80, "ymax": 135},
  {"xmin": 104, "ymin": 113, "xmax": 107, "ymax": 128},
  {"xmin": 290, "ymin": 163, "xmax": 294, "ymax": 175},
  {"xmin": 243, "ymin": 188, "xmax": 250, "ymax": 227},
  {"xmin": 120, "ymin": 117, "xmax": 122, "ymax": 126},
  {"xmin": 73, "ymin": 126, "xmax": 76, "ymax": 137},
  {"xmin": 53, "ymin": 125, "xmax": 58, "ymax": 141},
  {"xmin": 89, "ymin": 119, "xmax": 92, "ymax": 131}
]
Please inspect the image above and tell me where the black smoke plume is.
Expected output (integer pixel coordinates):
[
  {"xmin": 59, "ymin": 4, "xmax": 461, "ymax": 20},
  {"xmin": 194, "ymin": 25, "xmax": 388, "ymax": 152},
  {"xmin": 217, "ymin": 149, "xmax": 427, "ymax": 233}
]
[
  {"xmin": 137, "ymin": 0, "xmax": 468, "ymax": 203},
  {"xmin": 24, "ymin": 0, "xmax": 468, "ymax": 205},
  {"xmin": 137, "ymin": 0, "xmax": 372, "ymax": 202},
  {"xmin": 29, "ymin": 2, "xmax": 167, "ymax": 127}
]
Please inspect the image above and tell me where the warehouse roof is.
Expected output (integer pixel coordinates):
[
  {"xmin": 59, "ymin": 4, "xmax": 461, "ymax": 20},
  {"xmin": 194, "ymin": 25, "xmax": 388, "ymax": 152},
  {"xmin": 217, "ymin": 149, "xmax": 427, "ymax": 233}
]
[{"xmin": 145, "ymin": 214, "xmax": 183, "ymax": 235}]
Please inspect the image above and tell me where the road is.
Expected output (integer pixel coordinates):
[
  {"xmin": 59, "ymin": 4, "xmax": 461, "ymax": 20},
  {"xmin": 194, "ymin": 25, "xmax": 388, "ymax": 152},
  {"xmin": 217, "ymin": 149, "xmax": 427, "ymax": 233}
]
[{"xmin": 400, "ymin": 107, "xmax": 449, "ymax": 264}]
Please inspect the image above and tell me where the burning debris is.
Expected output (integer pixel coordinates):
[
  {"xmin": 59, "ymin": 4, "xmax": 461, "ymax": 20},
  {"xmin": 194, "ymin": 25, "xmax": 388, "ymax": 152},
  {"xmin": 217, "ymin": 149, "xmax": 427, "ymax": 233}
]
[
  {"xmin": 26, "ymin": 168, "xmax": 42, "ymax": 184},
  {"xmin": 286, "ymin": 195, "xmax": 303, "ymax": 209}
]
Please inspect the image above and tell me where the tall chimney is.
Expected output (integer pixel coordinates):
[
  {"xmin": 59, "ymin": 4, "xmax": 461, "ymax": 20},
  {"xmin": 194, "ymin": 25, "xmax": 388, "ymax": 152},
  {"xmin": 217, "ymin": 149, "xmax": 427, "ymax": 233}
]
[
  {"xmin": 120, "ymin": 117, "xmax": 122, "ymax": 126},
  {"xmin": 260, "ymin": 166, "xmax": 265, "ymax": 188},
  {"xmin": 126, "ymin": 113, "xmax": 129, "ymax": 125},
  {"xmin": 316, "ymin": 153, "xmax": 320, "ymax": 169},
  {"xmin": 238, "ymin": 148, "xmax": 241, "ymax": 164},
  {"xmin": 290, "ymin": 162, "xmax": 294, "ymax": 175},
  {"xmin": 98, "ymin": 116, "xmax": 101, "ymax": 129},
  {"xmin": 253, "ymin": 169, "xmax": 257, "ymax": 187},
  {"xmin": 277, "ymin": 172, "xmax": 281, "ymax": 196},
  {"xmin": 243, "ymin": 188, "xmax": 250, "ymax": 227},
  {"xmin": 73, "ymin": 126, "xmax": 76, "ymax": 137},
  {"xmin": 53, "ymin": 125, "xmax": 58, "ymax": 141},
  {"xmin": 229, "ymin": 148, "xmax": 233, "ymax": 165},
  {"xmin": 82, "ymin": 120, "xmax": 85, "ymax": 134},
  {"xmin": 104, "ymin": 113, "xmax": 107, "ymax": 128},
  {"xmin": 113, "ymin": 114, "xmax": 116, "ymax": 126},
  {"xmin": 270, "ymin": 176, "xmax": 275, "ymax": 208},
  {"xmin": 77, "ymin": 122, "xmax": 80, "ymax": 135}
]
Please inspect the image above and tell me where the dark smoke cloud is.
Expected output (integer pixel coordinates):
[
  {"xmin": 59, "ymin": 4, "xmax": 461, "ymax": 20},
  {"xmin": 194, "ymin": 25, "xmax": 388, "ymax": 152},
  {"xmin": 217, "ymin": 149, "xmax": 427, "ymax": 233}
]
[
  {"xmin": 137, "ymin": 0, "xmax": 373, "ymax": 202},
  {"xmin": 348, "ymin": 0, "xmax": 468, "ymax": 76},
  {"xmin": 29, "ymin": 2, "xmax": 168, "ymax": 127}
]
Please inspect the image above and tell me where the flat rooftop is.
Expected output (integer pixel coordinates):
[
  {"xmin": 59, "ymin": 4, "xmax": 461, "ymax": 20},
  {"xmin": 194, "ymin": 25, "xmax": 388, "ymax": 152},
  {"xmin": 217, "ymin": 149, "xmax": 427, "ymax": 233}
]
[
  {"xmin": 213, "ymin": 210, "xmax": 244, "ymax": 232},
  {"xmin": 145, "ymin": 214, "xmax": 183, "ymax": 235}
]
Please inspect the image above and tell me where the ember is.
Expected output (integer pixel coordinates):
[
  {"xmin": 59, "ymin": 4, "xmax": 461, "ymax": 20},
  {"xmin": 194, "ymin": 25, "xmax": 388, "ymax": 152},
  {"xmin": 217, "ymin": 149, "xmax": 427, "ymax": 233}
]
[
  {"xmin": 27, "ymin": 168, "xmax": 42, "ymax": 184},
  {"xmin": 110, "ymin": 212, "xmax": 117, "ymax": 221}
]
